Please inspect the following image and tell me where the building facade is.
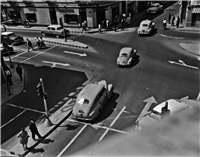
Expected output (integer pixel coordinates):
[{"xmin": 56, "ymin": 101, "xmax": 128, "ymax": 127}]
[
  {"xmin": 179, "ymin": 0, "xmax": 200, "ymax": 27},
  {"xmin": 1, "ymin": 0, "xmax": 145, "ymax": 28}
]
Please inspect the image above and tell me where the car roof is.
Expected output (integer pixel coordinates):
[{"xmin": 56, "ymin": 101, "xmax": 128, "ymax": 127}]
[
  {"xmin": 140, "ymin": 20, "xmax": 151, "ymax": 25},
  {"xmin": 48, "ymin": 25, "xmax": 62, "ymax": 28},
  {"xmin": 1, "ymin": 32, "xmax": 14, "ymax": 35},
  {"xmin": 77, "ymin": 83, "xmax": 103, "ymax": 103},
  {"xmin": 120, "ymin": 47, "xmax": 132, "ymax": 55}
]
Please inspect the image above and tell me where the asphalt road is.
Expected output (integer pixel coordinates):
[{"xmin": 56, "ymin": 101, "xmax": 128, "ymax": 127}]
[{"xmin": 1, "ymin": 4, "xmax": 199, "ymax": 156}]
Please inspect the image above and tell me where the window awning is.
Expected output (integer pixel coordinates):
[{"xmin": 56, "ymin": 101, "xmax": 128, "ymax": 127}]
[{"xmin": 192, "ymin": 8, "xmax": 200, "ymax": 13}]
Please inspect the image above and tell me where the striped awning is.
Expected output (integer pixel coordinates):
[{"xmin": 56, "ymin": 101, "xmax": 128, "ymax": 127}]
[{"xmin": 192, "ymin": 8, "xmax": 200, "ymax": 13}]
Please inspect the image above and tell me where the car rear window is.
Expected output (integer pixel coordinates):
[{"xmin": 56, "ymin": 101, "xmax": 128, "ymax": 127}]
[
  {"xmin": 78, "ymin": 98, "xmax": 89, "ymax": 105},
  {"xmin": 142, "ymin": 24, "xmax": 148, "ymax": 27},
  {"xmin": 57, "ymin": 27, "xmax": 63, "ymax": 30},
  {"xmin": 7, "ymin": 33, "xmax": 15, "ymax": 37},
  {"xmin": 121, "ymin": 53, "xmax": 128, "ymax": 57}
]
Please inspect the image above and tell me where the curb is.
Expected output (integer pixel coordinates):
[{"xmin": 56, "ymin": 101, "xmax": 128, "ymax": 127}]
[
  {"xmin": 43, "ymin": 40, "xmax": 88, "ymax": 49},
  {"xmin": 179, "ymin": 43, "xmax": 200, "ymax": 56}
]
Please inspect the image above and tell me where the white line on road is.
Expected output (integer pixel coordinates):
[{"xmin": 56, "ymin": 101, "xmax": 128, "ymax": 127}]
[
  {"xmin": 168, "ymin": 60, "xmax": 198, "ymax": 69},
  {"xmin": 99, "ymin": 106, "xmax": 126, "ymax": 141},
  {"xmin": 56, "ymin": 124, "xmax": 87, "ymax": 157},
  {"xmin": 63, "ymin": 51, "xmax": 87, "ymax": 57},
  {"xmin": 43, "ymin": 60, "xmax": 71, "ymax": 67},
  {"xmin": 1, "ymin": 110, "xmax": 26, "ymax": 129},
  {"xmin": 160, "ymin": 34, "xmax": 185, "ymax": 40}
]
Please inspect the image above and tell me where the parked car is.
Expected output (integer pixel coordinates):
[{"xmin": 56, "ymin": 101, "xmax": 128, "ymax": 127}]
[
  {"xmin": 147, "ymin": 3, "xmax": 163, "ymax": 14},
  {"xmin": 41, "ymin": 25, "xmax": 69, "ymax": 38},
  {"xmin": 117, "ymin": 47, "xmax": 137, "ymax": 66},
  {"xmin": 72, "ymin": 80, "xmax": 114, "ymax": 121},
  {"xmin": 1, "ymin": 19, "xmax": 23, "ymax": 26},
  {"xmin": 1, "ymin": 32, "xmax": 24, "ymax": 45},
  {"xmin": 0, "ymin": 43, "xmax": 14, "ymax": 56},
  {"xmin": 137, "ymin": 19, "xmax": 155, "ymax": 35},
  {"xmin": 135, "ymin": 99, "xmax": 192, "ymax": 130}
]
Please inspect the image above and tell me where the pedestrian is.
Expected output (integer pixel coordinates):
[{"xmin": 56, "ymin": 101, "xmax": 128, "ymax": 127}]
[
  {"xmin": 23, "ymin": 19, "xmax": 27, "ymax": 28},
  {"xmin": 27, "ymin": 39, "xmax": 35, "ymax": 52},
  {"xmin": 176, "ymin": 16, "xmax": 180, "ymax": 28},
  {"xmin": 168, "ymin": 13, "xmax": 171, "ymax": 24},
  {"xmin": 121, "ymin": 18, "xmax": 124, "ymax": 31},
  {"xmin": 16, "ymin": 64, "xmax": 23, "ymax": 81},
  {"xmin": 114, "ymin": 16, "xmax": 118, "ymax": 32},
  {"xmin": 98, "ymin": 24, "xmax": 101, "ymax": 33},
  {"xmin": 63, "ymin": 28, "xmax": 68, "ymax": 42},
  {"xmin": 3, "ymin": 24, "xmax": 6, "ymax": 32},
  {"xmin": 39, "ymin": 37, "xmax": 46, "ymax": 49},
  {"xmin": 106, "ymin": 19, "xmax": 109, "ymax": 31},
  {"xmin": 35, "ymin": 37, "xmax": 40, "ymax": 49},
  {"xmin": 101, "ymin": 20, "xmax": 105, "ymax": 30},
  {"xmin": 5, "ymin": 67, "xmax": 13, "ymax": 85},
  {"xmin": 171, "ymin": 15, "xmax": 175, "ymax": 26},
  {"xmin": 161, "ymin": 102, "xmax": 170, "ymax": 119},
  {"xmin": 18, "ymin": 127, "xmax": 29, "ymax": 150},
  {"xmin": 29, "ymin": 117, "xmax": 42, "ymax": 141}
]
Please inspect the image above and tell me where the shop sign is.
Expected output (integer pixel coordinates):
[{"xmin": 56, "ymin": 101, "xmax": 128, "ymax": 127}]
[
  {"xmin": 57, "ymin": 8, "xmax": 75, "ymax": 14},
  {"xmin": 191, "ymin": 0, "xmax": 200, "ymax": 6}
]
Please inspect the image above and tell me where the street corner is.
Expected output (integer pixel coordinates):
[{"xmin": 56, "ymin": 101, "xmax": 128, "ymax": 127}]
[{"xmin": 179, "ymin": 43, "xmax": 200, "ymax": 56}]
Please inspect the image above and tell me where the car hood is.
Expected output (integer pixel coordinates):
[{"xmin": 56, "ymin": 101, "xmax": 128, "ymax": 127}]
[
  {"xmin": 9, "ymin": 35, "xmax": 19, "ymax": 40},
  {"xmin": 118, "ymin": 56, "xmax": 128, "ymax": 64},
  {"xmin": 73, "ymin": 102, "xmax": 91, "ymax": 118}
]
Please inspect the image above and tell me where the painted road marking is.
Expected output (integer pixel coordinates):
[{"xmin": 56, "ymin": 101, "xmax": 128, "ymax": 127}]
[
  {"xmin": 63, "ymin": 51, "xmax": 87, "ymax": 57},
  {"xmin": 99, "ymin": 106, "xmax": 126, "ymax": 141},
  {"xmin": 43, "ymin": 60, "xmax": 71, "ymax": 67},
  {"xmin": 56, "ymin": 124, "xmax": 87, "ymax": 157},
  {"xmin": 160, "ymin": 34, "xmax": 185, "ymax": 40},
  {"xmin": 168, "ymin": 60, "xmax": 198, "ymax": 69},
  {"xmin": 1, "ymin": 110, "xmax": 26, "ymax": 129}
]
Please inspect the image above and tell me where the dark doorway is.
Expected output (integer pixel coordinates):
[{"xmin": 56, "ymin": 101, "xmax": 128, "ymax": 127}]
[
  {"xmin": 49, "ymin": 8, "xmax": 57, "ymax": 24},
  {"xmin": 96, "ymin": 7, "xmax": 105, "ymax": 26}
]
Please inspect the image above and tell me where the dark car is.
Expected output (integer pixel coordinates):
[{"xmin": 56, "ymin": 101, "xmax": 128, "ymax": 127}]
[
  {"xmin": 1, "ymin": 32, "xmax": 24, "ymax": 45},
  {"xmin": 2, "ymin": 19, "xmax": 23, "ymax": 26},
  {"xmin": 0, "ymin": 43, "xmax": 14, "ymax": 56}
]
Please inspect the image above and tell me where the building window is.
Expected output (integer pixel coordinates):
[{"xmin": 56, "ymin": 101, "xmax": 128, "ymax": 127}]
[
  {"xmin": 64, "ymin": 14, "xmax": 78, "ymax": 24},
  {"xmin": 10, "ymin": 11, "xmax": 21, "ymax": 20},
  {"xmin": 26, "ymin": 13, "xmax": 37, "ymax": 22}
]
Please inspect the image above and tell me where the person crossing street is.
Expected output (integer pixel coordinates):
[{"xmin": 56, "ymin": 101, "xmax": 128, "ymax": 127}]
[{"xmin": 29, "ymin": 117, "xmax": 42, "ymax": 141}]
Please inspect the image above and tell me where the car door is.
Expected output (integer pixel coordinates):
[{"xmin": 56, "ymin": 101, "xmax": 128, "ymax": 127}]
[{"xmin": 45, "ymin": 27, "xmax": 51, "ymax": 36}]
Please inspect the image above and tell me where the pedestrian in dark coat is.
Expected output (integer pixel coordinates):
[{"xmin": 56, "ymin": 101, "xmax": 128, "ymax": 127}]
[
  {"xmin": 168, "ymin": 13, "xmax": 171, "ymax": 24},
  {"xmin": 63, "ymin": 29, "xmax": 68, "ymax": 42},
  {"xmin": 3, "ymin": 24, "xmax": 6, "ymax": 32},
  {"xmin": 176, "ymin": 16, "xmax": 180, "ymax": 28},
  {"xmin": 39, "ymin": 37, "xmax": 46, "ymax": 49},
  {"xmin": 121, "ymin": 18, "xmax": 124, "ymax": 31},
  {"xmin": 29, "ymin": 117, "xmax": 42, "ymax": 141},
  {"xmin": 27, "ymin": 39, "xmax": 35, "ymax": 52},
  {"xmin": 171, "ymin": 15, "xmax": 175, "ymax": 26},
  {"xmin": 18, "ymin": 127, "xmax": 29, "ymax": 150},
  {"xmin": 16, "ymin": 64, "xmax": 23, "ymax": 81},
  {"xmin": 114, "ymin": 18, "xmax": 118, "ymax": 32},
  {"xmin": 5, "ymin": 67, "xmax": 13, "ymax": 85}
]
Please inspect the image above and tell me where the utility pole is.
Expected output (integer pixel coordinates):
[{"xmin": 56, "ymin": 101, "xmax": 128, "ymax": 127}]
[{"xmin": 37, "ymin": 78, "xmax": 53, "ymax": 127}]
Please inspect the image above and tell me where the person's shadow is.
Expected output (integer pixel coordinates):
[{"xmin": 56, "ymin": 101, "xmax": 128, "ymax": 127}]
[
  {"xmin": 40, "ymin": 138, "xmax": 54, "ymax": 144},
  {"xmin": 28, "ymin": 147, "xmax": 44, "ymax": 154}
]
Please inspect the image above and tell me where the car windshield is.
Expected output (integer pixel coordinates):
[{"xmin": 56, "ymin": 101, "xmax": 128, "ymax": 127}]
[
  {"xmin": 121, "ymin": 53, "xmax": 128, "ymax": 57},
  {"xmin": 57, "ymin": 27, "xmax": 63, "ymax": 30},
  {"xmin": 141, "ymin": 24, "xmax": 148, "ymax": 27},
  {"xmin": 78, "ymin": 98, "xmax": 89, "ymax": 105},
  {"xmin": 7, "ymin": 33, "xmax": 15, "ymax": 37}
]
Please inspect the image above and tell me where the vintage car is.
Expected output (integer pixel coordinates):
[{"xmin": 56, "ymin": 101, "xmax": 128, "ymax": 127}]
[
  {"xmin": 1, "ymin": 19, "xmax": 23, "ymax": 26},
  {"xmin": 1, "ymin": 32, "xmax": 24, "ymax": 45},
  {"xmin": 0, "ymin": 43, "xmax": 14, "ymax": 56},
  {"xmin": 137, "ymin": 19, "xmax": 155, "ymax": 35},
  {"xmin": 135, "ymin": 99, "xmax": 192, "ymax": 130},
  {"xmin": 147, "ymin": 3, "xmax": 163, "ymax": 14},
  {"xmin": 117, "ymin": 47, "xmax": 137, "ymax": 66},
  {"xmin": 41, "ymin": 25, "xmax": 69, "ymax": 38},
  {"xmin": 72, "ymin": 80, "xmax": 114, "ymax": 121}
]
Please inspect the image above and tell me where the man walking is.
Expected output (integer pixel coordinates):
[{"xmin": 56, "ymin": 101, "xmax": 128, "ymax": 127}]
[
  {"xmin": 168, "ymin": 13, "xmax": 171, "ymax": 24},
  {"xmin": 121, "ymin": 18, "xmax": 124, "ymax": 31},
  {"xmin": 176, "ymin": 16, "xmax": 180, "ymax": 28},
  {"xmin": 171, "ymin": 15, "xmax": 175, "ymax": 26},
  {"xmin": 16, "ymin": 64, "xmax": 23, "ymax": 81},
  {"xmin": 29, "ymin": 117, "xmax": 42, "ymax": 141},
  {"xmin": 27, "ymin": 39, "xmax": 35, "ymax": 52}
]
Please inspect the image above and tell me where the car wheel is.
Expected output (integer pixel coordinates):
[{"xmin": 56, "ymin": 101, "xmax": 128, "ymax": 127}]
[{"xmin": 42, "ymin": 33, "xmax": 46, "ymax": 36}]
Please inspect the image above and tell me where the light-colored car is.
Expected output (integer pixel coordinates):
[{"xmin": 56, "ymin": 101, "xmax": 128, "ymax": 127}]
[
  {"xmin": 137, "ymin": 19, "xmax": 155, "ymax": 35},
  {"xmin": 41, "ymin": 25, "xmax": 69, "ymax": 38},
  {"xmin": 147, "ymin": 3, "xmax": 163, "ymax": 14},
  {"xmin": 1, "ymin": 32, "xmax": 24, "ymax": 45},
  {"xmin": 117, "ymin": 47, "xmax": 137, "ymax": 66},
  {"xmin": 72, "ymin": 80, "xmax": 114, "ymax": 121},
  {"xmin": 135, "ymin": 99, "xmax": 192, "ymax": 130}
]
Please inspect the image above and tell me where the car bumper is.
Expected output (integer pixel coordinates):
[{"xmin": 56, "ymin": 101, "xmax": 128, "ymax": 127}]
[{"xmin": 138, "ymin": 31, "xmax": 149, "ymax": 35}]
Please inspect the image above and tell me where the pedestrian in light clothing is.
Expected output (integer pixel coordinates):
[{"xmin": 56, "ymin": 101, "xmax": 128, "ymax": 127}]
[
  {"xmin": 16, "ymin": 64, "xmax": 23, "ymax": 81},
  {"xmin": 18, "ymin": 127, "xmax": 29, "ymax": 150},
  {"xmin": 168, "ymin": 13, "xmax": 171, "ymax": 24},
  {"xmin": 3, "ymin": 24, "xmax": 6, "ymax": 32},
  {"xmin": 5, "ymin": 67, "xmax": 13, "ymax": 85},
  {"xmin": 27, "ymin": 39, "xmax": 35, "ymax": 52},
  {"xmin": 106, "ymin": 19, "xmax": 109, "ymax": 31},
  {"xmin": 35, "ymin": 37, "xmax": 40, "ymax": 49},
  {"xmin": 98, "ymin": 24, "xmax": 101, "ymax": 33},
  {"xmin": 29, "ymin": 117, "xmax": 42, "ymax": 141}
]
